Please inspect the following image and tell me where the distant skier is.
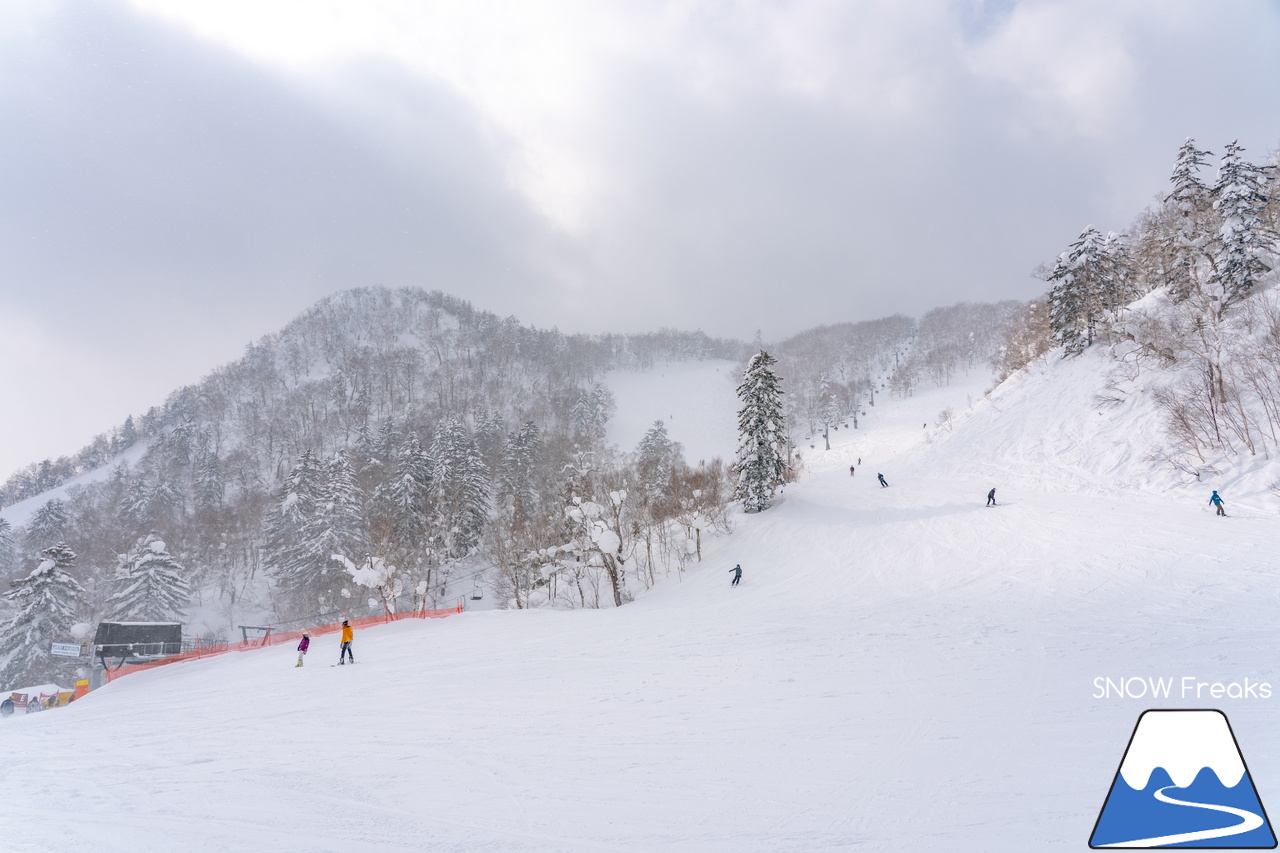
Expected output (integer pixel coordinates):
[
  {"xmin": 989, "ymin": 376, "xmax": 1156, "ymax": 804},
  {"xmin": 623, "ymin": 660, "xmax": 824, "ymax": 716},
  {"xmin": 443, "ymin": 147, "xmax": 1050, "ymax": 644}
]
[
  {"xmin": 849, "ymin": 466, "xmax": 855, "ymax": 477},
  {"xmin": 296, "ymin": 633, "xmax": 310, "ymax": 667},
  {"xmin": 1209, "ymin": 490, "xmax": 1226, "ymax": 517},
  {"xmin": 0, "ymin": 698, "xmax": 12, "ymax": 717},
  {"xmin": 987, "ymin": 488, "xmax": 997, "ymax": 507},
  {"xmin": 339, "ymin": 620, "xmax": 355, "ymax": 665},
  {"xmin": 857, "ymin": 457, "xmax": 861, "ymax": 465},
  {"xmin": 877, "ymin": 473, "xmax": 888, "ymax": 488},
  {"xmin": 730, "ymin": 564, "xmax": 742, "ymax": 586}
]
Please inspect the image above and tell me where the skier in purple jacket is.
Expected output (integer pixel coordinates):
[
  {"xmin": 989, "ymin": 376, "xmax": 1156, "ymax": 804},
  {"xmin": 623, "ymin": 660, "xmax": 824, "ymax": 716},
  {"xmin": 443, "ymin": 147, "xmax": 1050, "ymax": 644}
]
[{"xmin": 296, "ymin": 634, "xmax": 310, "ymax": 667}]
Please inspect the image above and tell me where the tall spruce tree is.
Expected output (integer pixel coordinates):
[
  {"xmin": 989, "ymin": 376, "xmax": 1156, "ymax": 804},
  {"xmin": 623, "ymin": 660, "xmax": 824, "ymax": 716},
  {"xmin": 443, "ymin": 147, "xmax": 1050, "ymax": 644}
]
[
  {"xmin": 1165, "ymin": 138, "xmax": 1214, "ymax": 301},
  {"xmin": 1047, "ymin": 226, "xmax": 1114, "ymax": 356},
  {"xmin": 0, "ymin": 543, "xmax": 86, "ymax": 687},
  {"xmin": 108, "ymin": 533, "xmax": 192, "ymax": 623},
  {"xmin": 430, "ymin": 417, "xmax": 491, "ymax": 559},
  {"xmin": 1211, "ymin": 140, "xmax": 1275, "ymax": 314},
  {"xmin": 263, "ymin": 450, "xmax": 325, "ymax": 608},
  {"xmin": 732, "ymin": 351, "xmax": 789, "ymax": 513},
  {"xmin": 636, "ymin": 420, "xmax": 678, "ymax": 506},
  {"xmin": 498, "ymin": 422, "xmax": 542, "ymax": 526},
  {"xmin": 303, "ymin": 450, "xmax": 369, "ymax": 607},
  {"xmin": 24, "ymin": 499, "xmax": 68, "ymax": 552},
  {"xmin": 370, "ymin": 432, "xmax": 434, "ymax": 571}
]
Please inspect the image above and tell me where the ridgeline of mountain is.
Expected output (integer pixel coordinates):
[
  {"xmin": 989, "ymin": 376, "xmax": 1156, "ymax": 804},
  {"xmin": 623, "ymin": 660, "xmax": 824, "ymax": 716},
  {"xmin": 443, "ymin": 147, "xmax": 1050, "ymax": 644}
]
[{"xmin": 0, "ymin": 284, "xmax": 1021, "ymax": 686}]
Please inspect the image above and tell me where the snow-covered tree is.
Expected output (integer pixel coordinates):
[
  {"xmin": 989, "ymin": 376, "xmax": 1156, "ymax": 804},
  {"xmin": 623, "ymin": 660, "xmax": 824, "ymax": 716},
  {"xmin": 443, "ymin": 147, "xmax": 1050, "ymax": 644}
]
[
  {"xmin": 263, "ymin": 450, "xmax": 326, "ymax": 607},
  {"xmin": 732, "ymin": 351, "xmax": 789, "ymax": 513},
  {"xmin": 572, "ymin": 384, "xmax": 614, "ymax": 446},
  {"xmin": 304, "ymin": 450, "xmax": 368, "ymax": 606},
  {"xmin": 0, "ymin": 543, "xmax": 87, "ymax": 687},
  {"xmin": 430, "ymin": 417, "xmax": 491, "ymax": 559},
  {"xmin": 1165, "ymin": 138, "xmax": 1214, "ymax": 301},
  {"xmin": 1047, "ymin": 226, "xmax": 1128, "ymax": 356},
  {"xmin": 24, "ymin": 499, "xmax": 68, "ymax": 552},
  {"xmin": 108, "ymin": 533, "xmax": 191, "ymax": 623},
  {"xmin": 636, "ymin": 420, "xmax": 679, "ymax": 505},
  {"xmin": 498, "ymin": 421, "xmax": 542, "ymax": 525},
  {"xmin": 0, "ymin": 518, "xmax": 14, "ymax": 576},
  {"xmin": 370, "ymin": 432, "xmax": 434, "ymax": 572},
  {"xmin": 1211, "ymin": 140, "xmax": 1275, "ymax": 314},
  {"xmin": 193, "ymin": 444, "xmax": 225, "ymax": 512}
]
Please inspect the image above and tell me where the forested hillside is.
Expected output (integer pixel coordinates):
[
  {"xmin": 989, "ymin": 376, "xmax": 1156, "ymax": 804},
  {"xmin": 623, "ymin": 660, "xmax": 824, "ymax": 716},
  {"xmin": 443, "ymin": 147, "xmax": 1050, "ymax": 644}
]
[{"xmin": 0, "ymin": 287, "xmax": 1021, "ymax": 687}]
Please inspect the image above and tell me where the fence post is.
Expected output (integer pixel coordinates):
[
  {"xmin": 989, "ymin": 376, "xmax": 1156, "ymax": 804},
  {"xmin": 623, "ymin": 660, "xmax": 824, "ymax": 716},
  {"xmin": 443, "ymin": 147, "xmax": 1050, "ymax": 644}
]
[{"xmin": 196, "ymin": 634, "xmax": 201, "ymax": 659}]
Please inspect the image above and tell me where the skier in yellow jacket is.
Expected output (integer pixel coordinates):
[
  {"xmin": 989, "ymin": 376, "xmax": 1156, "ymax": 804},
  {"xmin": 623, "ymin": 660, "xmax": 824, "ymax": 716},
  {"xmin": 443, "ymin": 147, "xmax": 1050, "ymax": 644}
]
[{"xmin": 339, "ymin": 620, "xmax": 355, "ymax": 665}]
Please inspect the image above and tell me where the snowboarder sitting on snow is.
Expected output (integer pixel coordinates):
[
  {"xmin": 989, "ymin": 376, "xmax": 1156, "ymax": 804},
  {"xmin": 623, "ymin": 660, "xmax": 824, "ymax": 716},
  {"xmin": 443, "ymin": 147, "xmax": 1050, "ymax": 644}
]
[
  {"xmin": 1209, "ymin": 490, "xmax": 1226, "ymax": 517},
  {"xmin": 987, "ymin": 488, "xmax": 996, "ymax": 507},
  {"xmin": 877, "ymin": 473, "xmax": 888, "ymax": 488},
  {"xmin": 296, "ymin": 633, "xmax": 310, "ymax": 667},
  {"xmin": 730, "ymin": 564, "xmax": 742, "ymax": 586},
  {"xmin": 339, "ymin": 621, "xmax": 355, "ymax": 665}
]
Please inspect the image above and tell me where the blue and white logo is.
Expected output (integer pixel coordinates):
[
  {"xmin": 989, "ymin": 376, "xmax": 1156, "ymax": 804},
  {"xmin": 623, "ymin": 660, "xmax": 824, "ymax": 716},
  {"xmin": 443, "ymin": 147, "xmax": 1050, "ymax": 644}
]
[{"xmin": 1090, "ymin": 709, "xmax": 1276, "ymax": 848}]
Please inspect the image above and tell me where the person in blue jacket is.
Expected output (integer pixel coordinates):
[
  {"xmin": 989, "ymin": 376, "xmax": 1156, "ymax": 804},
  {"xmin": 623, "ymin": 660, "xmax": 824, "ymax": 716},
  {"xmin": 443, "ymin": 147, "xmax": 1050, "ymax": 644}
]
[
  {"xmin": 1209, "ymin": 490, "xmax": 1226, "ymax": 516},
  {"xmin": 877, "ymin": 473, "xmax": 888, "ymax": 488}
]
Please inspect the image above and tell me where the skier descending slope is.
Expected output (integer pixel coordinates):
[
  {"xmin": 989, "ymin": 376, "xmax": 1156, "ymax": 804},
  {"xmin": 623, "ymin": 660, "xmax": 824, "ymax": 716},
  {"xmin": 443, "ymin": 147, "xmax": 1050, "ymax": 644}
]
[
  {"xmin": 987, "ymin": 488, "xmax": 997, "ymax": 507},
  {"xmin": 1209, "ymin": 490, "xmax": 1227, "ymax": 517},
  {"xmin": 877, "ymin": 473, "xmax": 888, "ymax": 488},
  {"xmin": 338, "ymin": 621, "xmax": 355, "ymax": 665},
  {"xmin": 295, "ymin": 633, "xmax": 310, "ymax": 667},
  {"xmin": 729, "ymin": 564, "xmax": 743, "ymax": 586}
]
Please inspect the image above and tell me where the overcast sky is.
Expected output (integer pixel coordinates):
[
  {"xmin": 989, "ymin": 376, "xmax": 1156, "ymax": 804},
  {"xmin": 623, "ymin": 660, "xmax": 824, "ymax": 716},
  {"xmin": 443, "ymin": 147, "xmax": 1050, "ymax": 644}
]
[{"xmin": 2, "ymin": 0, "xmax": 1279, "ymax": 478}]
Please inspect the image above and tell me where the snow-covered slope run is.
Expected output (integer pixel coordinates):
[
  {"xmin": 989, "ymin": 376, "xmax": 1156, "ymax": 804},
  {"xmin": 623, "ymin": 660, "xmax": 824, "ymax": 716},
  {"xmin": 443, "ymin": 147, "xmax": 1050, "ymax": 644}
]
[{"xmin": 3, "ymin": 360, "xmax": 1280, "ymax": 851}]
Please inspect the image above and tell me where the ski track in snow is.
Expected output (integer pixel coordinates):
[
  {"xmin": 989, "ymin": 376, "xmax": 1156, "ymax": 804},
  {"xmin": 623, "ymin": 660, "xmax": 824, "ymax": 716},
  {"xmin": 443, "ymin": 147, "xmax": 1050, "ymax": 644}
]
[
  {"xmin": 1101, "ymin": 786, "xmax": 1264, "ymax": 848},
  {"xmin": 4, "ymin": 366, "xmax": 1280, "ymax": 850}
]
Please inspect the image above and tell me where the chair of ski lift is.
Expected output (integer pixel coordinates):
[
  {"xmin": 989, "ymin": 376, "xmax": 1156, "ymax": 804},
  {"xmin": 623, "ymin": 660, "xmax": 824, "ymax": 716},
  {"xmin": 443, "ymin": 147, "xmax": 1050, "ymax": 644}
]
[{"xmin": 470, "ymin": 582, "xmax": 483, "ymax": 601}]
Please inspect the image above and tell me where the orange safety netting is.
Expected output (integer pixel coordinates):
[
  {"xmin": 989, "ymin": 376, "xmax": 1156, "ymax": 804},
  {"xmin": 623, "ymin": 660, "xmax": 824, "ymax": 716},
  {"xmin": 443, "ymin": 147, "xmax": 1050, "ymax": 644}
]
[{"xmin": 104, "ymin": 601, "xmax": 464, "ymax": 683}]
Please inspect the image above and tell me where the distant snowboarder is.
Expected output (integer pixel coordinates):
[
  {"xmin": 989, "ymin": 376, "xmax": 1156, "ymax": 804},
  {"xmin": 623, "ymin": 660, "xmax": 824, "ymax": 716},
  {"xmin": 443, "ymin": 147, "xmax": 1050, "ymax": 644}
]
[
  {"xmin": 339, "ymin": 621, "xmax": 355, "ymax": 664},
  {"xmin": 987, "ymin": 488, "xmax": 996, "ymax": 507},
  {"xmin": 296, "ymin": 633, "xmax": 310, "ymax": 667},
  {"xmin": 1209, "ymin": 490, "xmax": 1226, "ymax": 517},
  {"xmin": 877, "ymin": 473, "xmax": 888, "ymax": 488},
  {"xmin": 0, "ymin": 698, "xmax": 12, "ymax": 717},
  {"xmin": 730, "ymin": 564, "xmax": 742, "ymax": 586},
  {"xmin": 857, "ymin": 457, "xmax": 861, "ymax": 465},
  {"xmin": 849, "ymin": 466, "xmax": 855, "ymax": 477}
]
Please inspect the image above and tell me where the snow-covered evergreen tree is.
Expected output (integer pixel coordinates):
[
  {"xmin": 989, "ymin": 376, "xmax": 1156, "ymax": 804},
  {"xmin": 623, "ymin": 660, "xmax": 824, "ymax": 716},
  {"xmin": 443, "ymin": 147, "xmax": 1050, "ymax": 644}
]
[
  {"xmin": 370, "ymin": 432, "xmax": 434, "ymax": 569},
  {"xmin": 263, "ymin": 450, "xmax": 325, "ymax": 607},
  {"xmin": 0, "ymin": 543, "xmax": 87, "ymax": 687},
  {"xmin": 0, "ymin": 518, "xmax": 14, "ymax": 575},
  {"xmin": 636, "ymin": 420, "xmax": 678, "ymax": 504},
  {"xmin": 498, "ymin": 422, "xmax": 542, "ymax": 525},
  {"xmin": 430, "ymin": 417, "xmax": 491, "ymax": 559},
  {"xmin": 1211, "ymin": 140, "xmax": 1275, "ymax": 314},
  {"xmin": 24, "ymin": 498, "xmax": 68, "ymax": 552},
  {"xmin": 193, "ymin": 444, "xmax": 225, "ymax": 513},
  {"xmin": 1165, "ymin": 138, "xmax": 1214, "ymax": 301},
  {"xmin": 732, "ymin": 351, "xmax": 789, "ymax": 513},
  {"xmin": 572, "ymin": 384, "xmax": 615, "ymax": 446},
  {"xmin": 108, "ymin": 533, "xmax": 191, "ymax": 623},
  {"xmin": 1047, "ymin": 226, "xmax": 1121, "ymax": 356},
  {"xmin": 301, "ymin": 450, "xmax": 369, "ymax": 607}
]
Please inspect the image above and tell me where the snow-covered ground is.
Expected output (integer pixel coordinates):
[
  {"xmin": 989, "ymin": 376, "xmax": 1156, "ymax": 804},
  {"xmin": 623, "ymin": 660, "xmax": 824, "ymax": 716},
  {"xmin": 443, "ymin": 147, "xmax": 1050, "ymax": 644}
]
[
  {"xmin": 605, "ymin": 359, "xmax": 740, "ymax": 465},
  {"xmin": 5, "ymin": 359, "xmax": 1280, "ymax": 851}
]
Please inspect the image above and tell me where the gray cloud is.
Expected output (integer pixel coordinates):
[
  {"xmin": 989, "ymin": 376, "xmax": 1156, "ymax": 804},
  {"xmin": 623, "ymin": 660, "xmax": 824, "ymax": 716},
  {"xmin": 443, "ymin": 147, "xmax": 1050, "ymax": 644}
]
[{"xmin": 2, "ymin": 0, "xmax": 1279, "ymax": 477}]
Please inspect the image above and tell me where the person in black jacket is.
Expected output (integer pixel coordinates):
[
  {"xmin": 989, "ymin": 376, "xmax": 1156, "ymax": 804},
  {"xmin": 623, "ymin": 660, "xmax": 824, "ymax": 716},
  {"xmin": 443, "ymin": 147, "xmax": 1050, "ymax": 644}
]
[{"xmin": 987, "ymin": 488, "xmax": 996, "ymax": 506}]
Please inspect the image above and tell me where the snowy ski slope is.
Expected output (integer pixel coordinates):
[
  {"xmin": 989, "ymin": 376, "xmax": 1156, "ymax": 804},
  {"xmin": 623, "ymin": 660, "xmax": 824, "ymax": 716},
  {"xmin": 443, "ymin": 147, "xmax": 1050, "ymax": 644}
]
[{"xmin": 4, "ymin": 358, "xmax": 1280, "ymax": 851}]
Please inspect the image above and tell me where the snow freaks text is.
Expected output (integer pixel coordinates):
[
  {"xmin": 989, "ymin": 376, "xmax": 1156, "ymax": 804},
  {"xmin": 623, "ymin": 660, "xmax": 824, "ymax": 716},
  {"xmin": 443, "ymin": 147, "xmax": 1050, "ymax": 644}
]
[{"xmin": 1093, "ymin": 677, "xmax": 1273, "ymax": 701}]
